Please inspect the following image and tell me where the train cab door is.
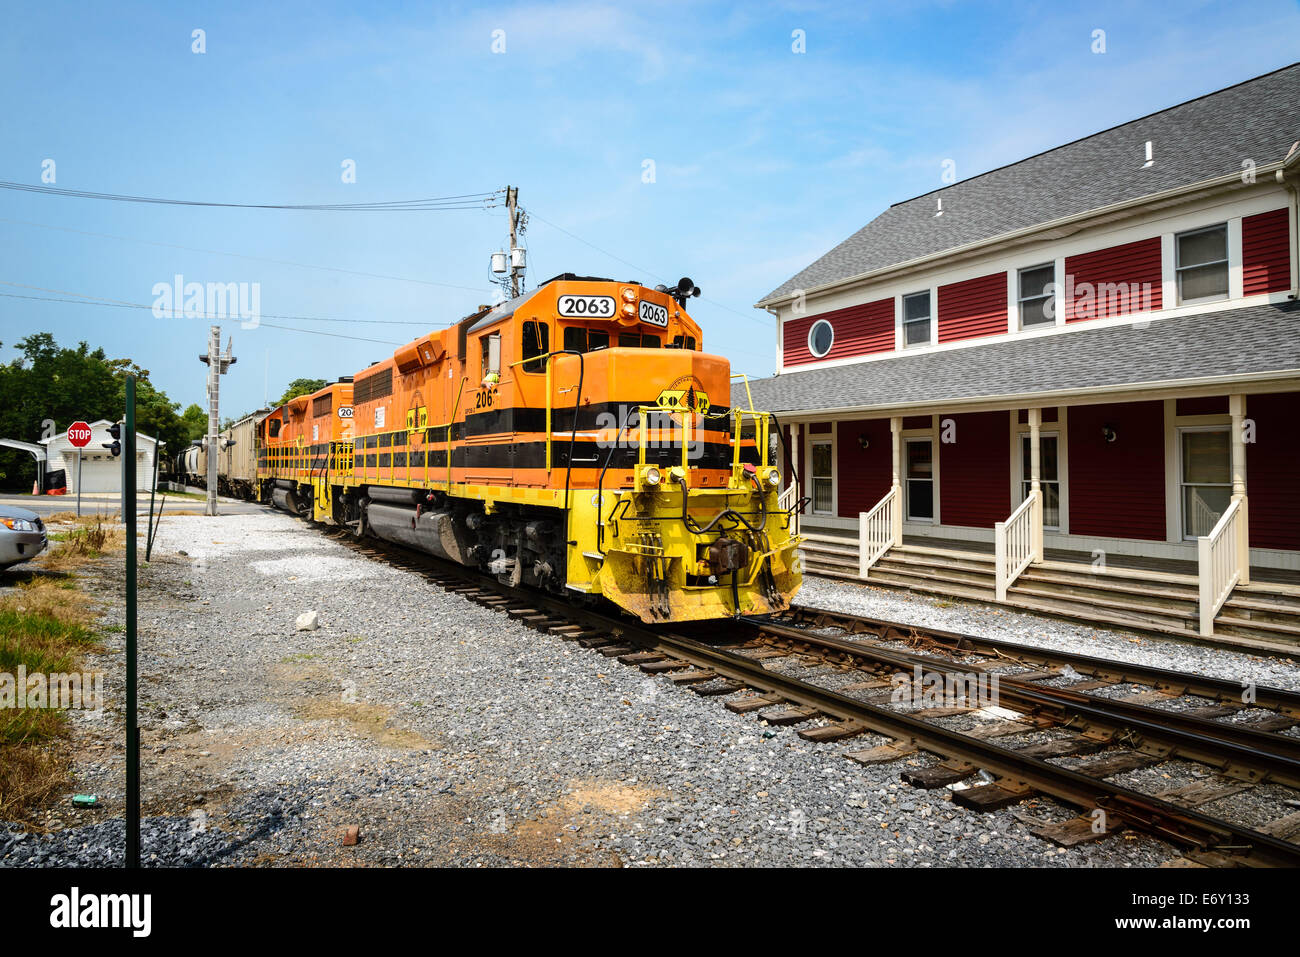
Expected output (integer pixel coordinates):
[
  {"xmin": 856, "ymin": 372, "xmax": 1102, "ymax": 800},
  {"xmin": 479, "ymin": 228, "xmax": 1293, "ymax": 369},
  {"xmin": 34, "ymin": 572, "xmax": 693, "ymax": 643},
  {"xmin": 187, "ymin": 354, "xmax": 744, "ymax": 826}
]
[
  {"xmin": 462, "ymin": 328, "xmax": 511, "ymax": 486},
  {"xmin": 512, "ymin": 319, "xmax": 551, "ymax": 488}
]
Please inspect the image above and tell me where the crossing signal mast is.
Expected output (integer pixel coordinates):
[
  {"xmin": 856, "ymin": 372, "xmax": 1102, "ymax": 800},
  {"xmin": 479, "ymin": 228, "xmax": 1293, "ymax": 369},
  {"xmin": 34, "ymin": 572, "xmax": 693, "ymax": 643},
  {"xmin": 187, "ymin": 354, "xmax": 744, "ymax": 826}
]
[{"xmin": 490, "ymin": 185, "xmax": 526, "ymax": 300}]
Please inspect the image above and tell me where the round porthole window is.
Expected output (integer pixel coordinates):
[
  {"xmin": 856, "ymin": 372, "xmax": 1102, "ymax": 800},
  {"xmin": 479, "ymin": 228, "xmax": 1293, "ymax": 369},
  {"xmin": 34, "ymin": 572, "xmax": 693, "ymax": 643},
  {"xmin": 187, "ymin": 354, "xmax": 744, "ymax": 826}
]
[{"xmin": 807, "ymin": 319, "xmax": 834, "ymax": 358}]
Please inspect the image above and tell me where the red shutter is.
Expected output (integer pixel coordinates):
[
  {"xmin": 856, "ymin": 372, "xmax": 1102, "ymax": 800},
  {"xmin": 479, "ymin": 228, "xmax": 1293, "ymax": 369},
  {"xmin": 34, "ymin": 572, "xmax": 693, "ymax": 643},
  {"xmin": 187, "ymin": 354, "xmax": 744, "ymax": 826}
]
[
  {"xmin": 782, "ymin": 297, "xmax": 894, "ymax": 366},
  {"xmin": 1064, "ymin": 237, "xmax": 1163, "ymax": 322},
  {"xmin": 937, "ymin": 272, "xmax": 1008, "ymax": 343},
  {"xmin": 1242, "ymin": 207, "xmax": 1291, "ymax": 296}
]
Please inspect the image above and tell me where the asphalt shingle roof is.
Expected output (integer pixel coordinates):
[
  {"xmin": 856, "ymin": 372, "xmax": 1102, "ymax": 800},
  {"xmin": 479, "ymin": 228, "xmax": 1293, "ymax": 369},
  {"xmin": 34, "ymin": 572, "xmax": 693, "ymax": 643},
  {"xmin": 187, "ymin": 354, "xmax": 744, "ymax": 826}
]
[
  {"xmin": 732, "ymin": 301, "xmax": 1300, "ymax": 414},
  {"xmin": 761, "ymin": 64, "xmax": 1300, "ymax": 303}
]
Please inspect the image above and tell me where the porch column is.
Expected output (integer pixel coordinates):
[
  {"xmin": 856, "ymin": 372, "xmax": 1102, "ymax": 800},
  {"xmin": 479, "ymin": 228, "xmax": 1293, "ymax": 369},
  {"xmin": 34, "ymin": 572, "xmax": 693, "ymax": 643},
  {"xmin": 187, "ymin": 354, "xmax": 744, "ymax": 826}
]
[
  {"xmin": 1028, "ymin": 408, "xmax": 1044, "ymax": 562},
  {"xmin": 790, "ymin": 422, "xmax": 801, "ymax": 512},
  {"xmin": 1230, "ymin": 394, "xmax": 1250, "ymax": 584},
  {"xmin": 890, "ymin": 416, "xmax": 903, "ymax": 544}
]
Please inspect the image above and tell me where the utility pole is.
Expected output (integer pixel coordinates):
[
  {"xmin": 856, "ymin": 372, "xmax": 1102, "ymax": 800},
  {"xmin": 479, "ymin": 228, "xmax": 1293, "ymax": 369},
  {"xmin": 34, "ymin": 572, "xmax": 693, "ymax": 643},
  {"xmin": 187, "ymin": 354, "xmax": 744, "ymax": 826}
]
[
  {"xmin": 199, "ymin": 326, "xmax": 236, "ymax": 517},
  {"xmin": 506, "ymin": 185, "xmax": 524, "ymax": 298}
]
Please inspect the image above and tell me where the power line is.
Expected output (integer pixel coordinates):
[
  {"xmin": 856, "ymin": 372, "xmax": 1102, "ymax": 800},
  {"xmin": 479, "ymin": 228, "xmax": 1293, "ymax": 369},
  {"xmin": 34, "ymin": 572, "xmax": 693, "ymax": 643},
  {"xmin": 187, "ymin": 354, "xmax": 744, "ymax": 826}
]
[
  {"xmin": 0, "ymin": 287, "xmax": 417, "ymax": 345},
  {"xmin": 0, "ymin": 217, "xmax": 496, "ymax": 293},
  {"xmin": 0, "ymin": 280, "xmax": 445, "ymax": 326},
  {"xmin": 0, "ymin": 180, "xmax": 505, "ymax": 211}
]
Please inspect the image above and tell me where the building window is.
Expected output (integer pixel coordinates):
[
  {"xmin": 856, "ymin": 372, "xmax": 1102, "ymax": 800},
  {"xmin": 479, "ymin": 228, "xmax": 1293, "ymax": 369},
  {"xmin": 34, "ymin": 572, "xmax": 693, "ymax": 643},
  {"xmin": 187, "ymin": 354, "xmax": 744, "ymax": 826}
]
[
  {"xmin": 1180, "ymin": 426, "xmax": 1231, "ymax": 538},
  {"xmin": 1020, "ymin": 433, "xmax": 1060, "ymax": 529},
  {"xmin": 905, "ymin": 438, "xmax": 934, "ymax": 521},
  {"xmin": 810, "ymin": 438, "xmax": 833, "ymax": 515},
  {"xmin": 903, "ymin": 291, "xmax": 932, "ymax": 346},
  {"xmin": 1018, "ymin": 264, "xmax": 1055, "ymax": 327},
  {"xmin": 1176, "ymin": 224, "xmax": 1228, "ymax": 304},
  {"xmin": 807, "ymin": 319, "xmax": 834, "ymax": 358}
]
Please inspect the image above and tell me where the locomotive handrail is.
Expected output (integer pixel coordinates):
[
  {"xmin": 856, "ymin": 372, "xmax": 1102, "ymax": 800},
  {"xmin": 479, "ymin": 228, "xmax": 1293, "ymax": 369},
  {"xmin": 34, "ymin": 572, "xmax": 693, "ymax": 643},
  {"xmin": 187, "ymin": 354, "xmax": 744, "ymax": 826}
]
[{"xmin": 729, "ymin": 372, "xmax": 756, "ymax": 414}]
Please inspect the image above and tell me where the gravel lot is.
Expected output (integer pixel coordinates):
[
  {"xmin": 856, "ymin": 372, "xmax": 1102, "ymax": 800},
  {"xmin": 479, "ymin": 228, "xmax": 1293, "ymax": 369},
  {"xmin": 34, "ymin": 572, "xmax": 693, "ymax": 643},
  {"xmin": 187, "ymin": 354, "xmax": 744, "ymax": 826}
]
[{"xmin": 8, "ymin": 511, "xmax": 1279, "ymax": 868}]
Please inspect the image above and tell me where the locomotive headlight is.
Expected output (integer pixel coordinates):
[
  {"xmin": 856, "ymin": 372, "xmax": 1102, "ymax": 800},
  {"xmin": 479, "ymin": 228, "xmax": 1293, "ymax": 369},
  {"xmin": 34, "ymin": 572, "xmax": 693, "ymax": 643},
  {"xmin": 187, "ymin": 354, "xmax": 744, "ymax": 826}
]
[
  {"xmin": 644, "ymin": 466, "xmax": 662, "ymax": 486},
  {"xmin": 765, "ymin": 468, "xmax": 781, "ymax": 487},
  {"xmin": 621, "ymin": 302, "xmax": 637, "ymax": 318},
  {"xmin": 620, "ymin": 286, "xmax": 637, "ymax": 303}
]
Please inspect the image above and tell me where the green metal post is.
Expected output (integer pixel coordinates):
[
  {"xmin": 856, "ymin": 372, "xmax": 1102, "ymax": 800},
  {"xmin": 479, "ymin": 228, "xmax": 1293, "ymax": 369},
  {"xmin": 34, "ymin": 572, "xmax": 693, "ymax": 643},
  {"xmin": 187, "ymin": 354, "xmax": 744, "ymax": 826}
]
[{"xmin": 124, "ymin": 376, "xmax": 139, "ymax": 868}]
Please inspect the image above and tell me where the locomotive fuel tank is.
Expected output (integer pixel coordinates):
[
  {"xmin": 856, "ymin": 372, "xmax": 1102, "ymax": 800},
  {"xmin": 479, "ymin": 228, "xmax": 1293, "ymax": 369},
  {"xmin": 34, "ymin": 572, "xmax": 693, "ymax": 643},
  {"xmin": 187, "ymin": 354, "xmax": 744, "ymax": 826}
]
[{"xmin": 363, "ymin": 502, "xmax": 471, "ymax": 565}]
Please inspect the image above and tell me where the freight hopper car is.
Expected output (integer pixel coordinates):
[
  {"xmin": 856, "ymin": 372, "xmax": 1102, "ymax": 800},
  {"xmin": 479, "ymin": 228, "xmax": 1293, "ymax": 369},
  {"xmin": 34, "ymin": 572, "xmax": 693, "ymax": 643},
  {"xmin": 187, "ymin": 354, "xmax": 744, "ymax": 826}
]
[
  {"xmin": 256, "ymin": 275, "xmax": 803, "ymax": 623},
  {"xmin": 175, "ymin": 409, "xmax": 269, "ymax": 497}
]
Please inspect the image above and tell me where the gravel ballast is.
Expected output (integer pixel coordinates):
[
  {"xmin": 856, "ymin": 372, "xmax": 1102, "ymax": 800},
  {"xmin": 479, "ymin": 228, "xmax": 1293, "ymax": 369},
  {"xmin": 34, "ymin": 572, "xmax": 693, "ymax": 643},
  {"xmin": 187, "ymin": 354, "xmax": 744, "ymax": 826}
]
[{"xmin": 8, "ymin": 512, "xmax": 1281, "ymax": 868}]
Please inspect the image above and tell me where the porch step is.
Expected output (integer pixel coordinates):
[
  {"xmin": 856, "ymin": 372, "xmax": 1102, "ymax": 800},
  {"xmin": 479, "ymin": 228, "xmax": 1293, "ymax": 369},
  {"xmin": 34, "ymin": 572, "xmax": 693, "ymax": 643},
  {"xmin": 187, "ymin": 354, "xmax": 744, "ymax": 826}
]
[
  {"xmin": 862, "ymin": 568, "xmax": 996, "ymax": 603},
  {"xmin": 1211, "ymin": 613, "xmax": 1300, "ymax": 646},
  {"xmin": 1020, "ymin": 565, "xmax": 1199, "ymax": 603},
  {"xmin": 882, "ymin": 545, "xmax": 996, "ymax": 576},
  {"xmin": 1221, "ymin": 590, "xmax": 1300, "ymax": 624},
  {"xmin": 1013, "ymin": 573, "xmax": 1199, "ymax": 622},
  {"xmin": 1008, "ymin": 582, "xmax": 1197, "ymax": 633},
  {"xmin": 872, "ymin": 556, "xmax": 996, "ymax": 590},
  {"xmin": 799, "ymin": 534, "xmax": 860, "ymax": 577}
]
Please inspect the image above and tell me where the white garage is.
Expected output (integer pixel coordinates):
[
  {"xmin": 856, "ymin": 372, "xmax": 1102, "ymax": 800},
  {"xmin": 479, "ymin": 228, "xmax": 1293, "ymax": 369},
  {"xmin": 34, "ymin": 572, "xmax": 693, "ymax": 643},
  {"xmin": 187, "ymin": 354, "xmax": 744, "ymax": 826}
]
[{"xmin": 42, "ymin": 421, "xmax": 160, "ymax": 495}]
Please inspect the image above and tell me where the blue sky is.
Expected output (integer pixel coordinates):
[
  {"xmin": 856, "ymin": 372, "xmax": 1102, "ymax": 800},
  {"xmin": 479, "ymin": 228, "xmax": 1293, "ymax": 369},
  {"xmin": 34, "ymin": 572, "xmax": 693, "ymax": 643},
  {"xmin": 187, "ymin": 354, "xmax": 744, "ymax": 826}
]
[{"xmin": 2, "ymin": 0, "xmax": 1298, "ymax": 418}]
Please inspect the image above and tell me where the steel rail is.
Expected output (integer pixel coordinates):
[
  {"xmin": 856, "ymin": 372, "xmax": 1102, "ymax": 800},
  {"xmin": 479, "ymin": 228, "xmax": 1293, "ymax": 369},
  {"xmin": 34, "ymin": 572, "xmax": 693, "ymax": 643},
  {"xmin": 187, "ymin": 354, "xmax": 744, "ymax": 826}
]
[
  {"xmin": 748, "ymin": 617, "xmax": 1300, "ymax": 788},
  {"xmin": 784, "ymin": 603, "xmax": 1300, "ymax": 716}
]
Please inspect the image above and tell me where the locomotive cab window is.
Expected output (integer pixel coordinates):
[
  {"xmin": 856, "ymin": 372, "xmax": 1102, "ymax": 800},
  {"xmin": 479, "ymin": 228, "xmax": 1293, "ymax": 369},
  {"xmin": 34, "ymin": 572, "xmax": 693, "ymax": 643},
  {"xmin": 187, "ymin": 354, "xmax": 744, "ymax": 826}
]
[
  {"xmin": 480, "ymin": 333, "xmax": 501, "ymax": 379},
  {"xmin": 563, "ymin": 326, "xmax": 587, "ymax": 353},
  {"xmin": 268, "ymin": 419, "xmax": 281, "ymax": 438},
  {"xmin": 588, "ymin": 330, "xmax": 609, "ymax": 351},
  {"xmin": 618, "ymin": 333, "xmax": 660, "ymax": 348},
  {"xmin": 521, "ymin": 321, "xmax": 549, "ymax": 373},
  {"xmin": 671, "ymin": 335, "xmax": 697, "ymax": 350}
]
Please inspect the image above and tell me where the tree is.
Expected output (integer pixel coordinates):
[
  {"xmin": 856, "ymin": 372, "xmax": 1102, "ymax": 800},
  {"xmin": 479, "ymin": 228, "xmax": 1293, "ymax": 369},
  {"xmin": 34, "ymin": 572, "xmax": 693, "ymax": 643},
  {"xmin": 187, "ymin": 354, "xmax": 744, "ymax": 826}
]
[
  {"xmin": 277, "ymin": 378, "xmax": 327, "ymax": 406},
  {"xmin": 180, "ymin": 404, "xmax": 208, "ymax": 441},
  {"xmin": 0, "ymin": 334, "xmax": 195, "ymax": 490}
]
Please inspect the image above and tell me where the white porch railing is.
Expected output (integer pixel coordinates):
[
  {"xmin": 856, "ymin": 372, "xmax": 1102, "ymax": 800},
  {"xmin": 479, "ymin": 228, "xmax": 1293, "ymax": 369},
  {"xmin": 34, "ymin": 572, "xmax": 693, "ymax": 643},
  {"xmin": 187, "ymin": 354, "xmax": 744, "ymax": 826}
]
[
  {"xmin": 1198, "ymin": 497, "xmax": 1244, "ymax": 637},
  {"xmin": 778, "ymin": 483, "xmax": 799, "ymax": 534},
  {"xmin": 995, "ymin": 491, "xmax": 1040, "ymax": 601},
  {"xmin": 858, "ymin": 486, "xmax": 899, "ymax": 578}
]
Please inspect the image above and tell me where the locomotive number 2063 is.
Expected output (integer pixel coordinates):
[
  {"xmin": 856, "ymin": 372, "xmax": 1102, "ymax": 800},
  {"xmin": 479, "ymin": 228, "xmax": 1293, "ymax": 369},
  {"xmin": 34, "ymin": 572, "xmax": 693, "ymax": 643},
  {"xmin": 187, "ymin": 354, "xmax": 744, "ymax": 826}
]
[{"xmin": 557, "ymin": 295, "xmax": 615, "ymax": 318}]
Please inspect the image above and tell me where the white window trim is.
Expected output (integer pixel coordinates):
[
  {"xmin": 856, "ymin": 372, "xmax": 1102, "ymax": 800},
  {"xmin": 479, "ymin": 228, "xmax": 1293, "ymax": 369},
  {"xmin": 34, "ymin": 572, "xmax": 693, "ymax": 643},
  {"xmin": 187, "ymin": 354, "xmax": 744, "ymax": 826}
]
[
  {"xmin": 1009, "ymin": 409, "xmax": 1070, "ymax": 534},
  {"xmin": 903, "ymin": 428, "xmax": 938, "ymax": 525},
  {"xmin": 1174, "ymin": 422, "xmax": 1233, "ymax": 542},
  {"xmin": 807, "ymin": 318, "xmax": 834, "ymax": 358},
  {"xmin": 900, "ymin": 289, "xmax": 935, "ymax": 349},
  {"xmin": 1015, "ymin": 262, "xmax": 1057, "ymax": 332},
  {"xmin": 1163, "ymin": 399, "xmax": 1233, "ymax": 542},
  {"xmin": 1174, "ymin": 222, "xmax": 1230, "ymax": 307},
  {"xmin": 806, "ymin": 430, "xmax": 836, "ymax": 516}
]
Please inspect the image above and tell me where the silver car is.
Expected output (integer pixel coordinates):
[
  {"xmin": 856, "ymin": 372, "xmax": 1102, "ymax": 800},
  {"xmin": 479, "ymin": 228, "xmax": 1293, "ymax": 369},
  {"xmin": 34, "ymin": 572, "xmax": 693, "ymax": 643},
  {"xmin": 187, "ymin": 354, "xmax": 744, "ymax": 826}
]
[{"xmin": 0, "ymin": 505, "xmax": 48, "ymax": 569}]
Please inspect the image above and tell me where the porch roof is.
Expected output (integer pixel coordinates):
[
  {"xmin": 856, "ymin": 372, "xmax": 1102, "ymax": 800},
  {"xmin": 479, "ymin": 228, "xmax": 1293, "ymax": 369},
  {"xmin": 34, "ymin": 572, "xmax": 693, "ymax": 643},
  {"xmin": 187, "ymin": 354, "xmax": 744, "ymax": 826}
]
[{"xmin": 733, "ymin": 300, "xmax": 1300, "ymax": 417}]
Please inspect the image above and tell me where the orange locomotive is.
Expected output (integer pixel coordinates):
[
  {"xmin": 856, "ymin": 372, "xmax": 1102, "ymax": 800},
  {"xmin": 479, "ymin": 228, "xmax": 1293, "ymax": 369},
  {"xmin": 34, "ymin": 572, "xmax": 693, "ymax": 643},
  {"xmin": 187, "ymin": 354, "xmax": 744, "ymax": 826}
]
[{"xmin": 257, "ymin": 274, "xmax": 803, "ymax": 622}]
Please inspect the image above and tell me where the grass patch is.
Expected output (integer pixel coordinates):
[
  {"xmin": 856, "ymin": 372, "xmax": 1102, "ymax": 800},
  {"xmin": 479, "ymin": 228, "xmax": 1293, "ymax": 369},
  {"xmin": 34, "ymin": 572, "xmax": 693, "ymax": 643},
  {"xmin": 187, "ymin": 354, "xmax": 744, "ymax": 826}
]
[
  {"xmin": 37, "ymin": 518, "xmax": 123, "ymax": 573},
  {"xmin": 0, "ymin": 579, "xmax": 101, "ymax": 821}
]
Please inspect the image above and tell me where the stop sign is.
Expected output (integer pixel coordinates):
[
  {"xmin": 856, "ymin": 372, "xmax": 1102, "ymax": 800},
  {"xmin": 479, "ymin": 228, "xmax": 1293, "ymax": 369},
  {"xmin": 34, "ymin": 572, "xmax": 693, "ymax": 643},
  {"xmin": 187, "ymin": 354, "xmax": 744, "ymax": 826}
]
[{"xmin": 67, "ymin": 421, "xmax": 93, "ymax": 448}]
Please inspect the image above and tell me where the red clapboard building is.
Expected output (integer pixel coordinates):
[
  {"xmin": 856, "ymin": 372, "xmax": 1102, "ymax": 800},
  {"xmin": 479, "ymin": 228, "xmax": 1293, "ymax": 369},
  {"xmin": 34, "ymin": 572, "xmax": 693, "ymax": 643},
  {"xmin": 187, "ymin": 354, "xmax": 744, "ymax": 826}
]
[{"xmin": 739, "ymin": 64, "xmax": 1300, "ymax": 650}]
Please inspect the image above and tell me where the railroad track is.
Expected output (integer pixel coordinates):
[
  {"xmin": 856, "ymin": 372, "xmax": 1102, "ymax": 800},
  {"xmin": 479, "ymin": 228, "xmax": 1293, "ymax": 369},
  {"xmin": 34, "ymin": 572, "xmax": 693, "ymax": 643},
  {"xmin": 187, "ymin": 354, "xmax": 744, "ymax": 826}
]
[{"xmin": 326, "ymin": 525, "xmax": 1300, "ymax": 867}]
